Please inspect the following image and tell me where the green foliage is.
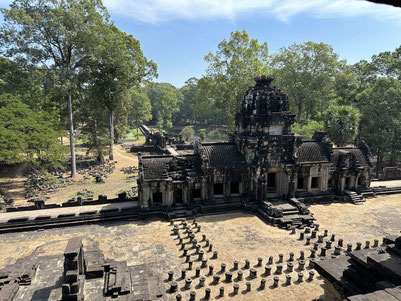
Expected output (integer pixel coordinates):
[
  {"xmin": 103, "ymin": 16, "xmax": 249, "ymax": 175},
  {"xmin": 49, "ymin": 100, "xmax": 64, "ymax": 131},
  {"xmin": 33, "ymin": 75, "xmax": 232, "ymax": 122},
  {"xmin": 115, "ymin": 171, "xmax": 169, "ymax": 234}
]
[
  {"xmin": 324, "ymin": 105, "xmax": 360, "ymax": 147},
  {"xmin": 199, "ymin": 129, "xmax": 206, "ymax": 141},
  {"xmin": 271, "ymin": 42, "xmax": 344, "ymax": 123},
  {"xmin": 357, "ymin": 77, "xmax": 401, "ymax": 162},
  {"xmin": 180, "ymin": 126, "xmax": 195, "ymax": 142},
  {"xmin": 0, "ymin": 94, "xmax": 66, "ymax": 167},
  {"xmin": 206, "ymin": 129, "xmax": 226, "ymax": 141},
  {"xmin": 199, "ymin": 30, "xmax": 269, "ymax": 125},
  {"xmin": 129, "ymin": 89, "xmax": 152, "ymax": 138},
  {"xmin": 146, "ymin": 83, "xmax": 182, "ymax": 129},
  {"xmin": 194, "ymin": 77, "xmax": 228, "ymax": 125},
  {"xmin": 177, "ymin": 77, "xmax": 198, "ymax": 124},
  {"xmin": 292, "ymin": 121, "xmax": 324, "ymax": 140}
]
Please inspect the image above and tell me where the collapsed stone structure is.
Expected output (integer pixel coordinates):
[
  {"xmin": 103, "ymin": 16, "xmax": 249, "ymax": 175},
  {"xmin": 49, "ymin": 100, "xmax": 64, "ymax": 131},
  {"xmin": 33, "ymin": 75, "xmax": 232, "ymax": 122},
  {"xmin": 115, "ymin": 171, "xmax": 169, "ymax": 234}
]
[
  {"xmin": 315, "ymin": 234, "xmax": 401, "ymax": 300},
  {"xmin": 137, "ymin": 76, "xmax": 374, "ymax": 222}
]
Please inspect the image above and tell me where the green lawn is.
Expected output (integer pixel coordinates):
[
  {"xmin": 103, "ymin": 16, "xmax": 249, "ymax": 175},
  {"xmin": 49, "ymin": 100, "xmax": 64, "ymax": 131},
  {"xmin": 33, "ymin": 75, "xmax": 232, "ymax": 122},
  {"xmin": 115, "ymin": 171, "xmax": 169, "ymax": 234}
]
[{"xmin": 118, "ymin": 128, "xmax": 146, "ymax": 143}]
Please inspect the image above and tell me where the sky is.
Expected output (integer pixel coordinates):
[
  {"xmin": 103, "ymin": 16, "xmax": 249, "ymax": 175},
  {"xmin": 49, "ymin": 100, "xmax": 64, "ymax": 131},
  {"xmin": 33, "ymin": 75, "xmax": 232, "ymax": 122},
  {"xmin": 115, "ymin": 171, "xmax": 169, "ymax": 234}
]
[{"xmin": 1, "ymin": 0, "xmax": 401, "ymax": 87}]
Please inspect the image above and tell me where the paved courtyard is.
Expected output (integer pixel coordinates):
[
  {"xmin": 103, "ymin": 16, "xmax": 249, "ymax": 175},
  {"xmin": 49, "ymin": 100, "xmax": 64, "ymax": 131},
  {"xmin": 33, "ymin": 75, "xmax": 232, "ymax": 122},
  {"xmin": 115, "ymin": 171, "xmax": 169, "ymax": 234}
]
[{"xmin": 0, "ymin": 193, "xmax": 400, "ymax": 300}]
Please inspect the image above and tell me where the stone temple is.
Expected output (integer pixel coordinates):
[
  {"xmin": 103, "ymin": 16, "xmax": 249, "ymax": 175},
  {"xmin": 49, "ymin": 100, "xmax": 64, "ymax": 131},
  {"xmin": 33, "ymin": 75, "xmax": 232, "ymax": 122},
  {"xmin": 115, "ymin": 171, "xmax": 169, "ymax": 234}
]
[
  {"xmin": 2, "ymin": 76, "xmax": 401, "ymax": 301},
  {"xmin": 137, "ymin": 76, "xmax": 374, "ymax": 223}
]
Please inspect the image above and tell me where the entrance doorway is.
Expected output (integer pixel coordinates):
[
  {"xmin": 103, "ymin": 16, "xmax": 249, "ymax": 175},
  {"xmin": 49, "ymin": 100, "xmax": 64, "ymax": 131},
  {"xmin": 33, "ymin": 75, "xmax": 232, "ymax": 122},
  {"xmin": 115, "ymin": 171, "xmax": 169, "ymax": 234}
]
[
  {"xmin": 152, "ymin": 192, "xmax": 163, "ymax": 205},
  {"xmin": 267, "ymin": 173, "xmax": 276, "ymax": 192},
  {"xmin": 174, "ymin": 189, "xmax": 183, "ymax": 204}
]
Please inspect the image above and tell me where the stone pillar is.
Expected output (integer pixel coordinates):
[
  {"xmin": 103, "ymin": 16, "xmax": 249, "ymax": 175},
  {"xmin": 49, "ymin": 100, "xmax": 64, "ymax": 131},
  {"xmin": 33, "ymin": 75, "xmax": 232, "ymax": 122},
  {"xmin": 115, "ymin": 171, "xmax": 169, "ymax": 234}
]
[
  {"xmin": 166, "ymin": 180, "xmax": 174, "ymax": 206},
  {"xmin": 307, "ymin": 175, "xmax": 312, "ymax": 192},
  {"xmin": 201, "ymin": 178, "xmax": 208, "ymax": 200}
]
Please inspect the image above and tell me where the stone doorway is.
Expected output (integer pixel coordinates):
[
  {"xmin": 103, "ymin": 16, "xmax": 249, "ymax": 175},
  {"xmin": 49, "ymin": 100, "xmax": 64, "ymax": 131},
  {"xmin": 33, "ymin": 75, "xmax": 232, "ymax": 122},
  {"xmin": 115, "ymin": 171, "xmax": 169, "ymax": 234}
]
[
  {"xmin": 174, "ymin": 189, "xmax": 183, "ymax": 204},
  {"xmin": 152, "ymin": 192, "xmax": 163, "ymax": 205}
]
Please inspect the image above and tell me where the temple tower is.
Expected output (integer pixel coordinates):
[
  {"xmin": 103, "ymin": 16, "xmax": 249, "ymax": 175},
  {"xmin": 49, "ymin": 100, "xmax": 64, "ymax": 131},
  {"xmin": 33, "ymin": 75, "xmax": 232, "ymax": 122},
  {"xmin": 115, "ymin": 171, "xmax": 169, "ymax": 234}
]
[{"xmin": 233, "ymin": 76, "xmax": 300, "ymax": 200}]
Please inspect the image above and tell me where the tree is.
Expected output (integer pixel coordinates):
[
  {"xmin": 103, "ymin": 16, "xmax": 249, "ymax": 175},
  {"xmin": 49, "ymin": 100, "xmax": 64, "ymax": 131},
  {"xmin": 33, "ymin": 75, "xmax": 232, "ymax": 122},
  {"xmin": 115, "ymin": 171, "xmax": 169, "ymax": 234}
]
[
  {"xmin": 0, "ymin": 0, "xmax": 111, "ymax": 177},
  {"xmin": 292, "ymin": 121, "xmax": 324, "ymax": 139},
  {"xmin": 271, "ymin": 42, "xmax": 344, "ymax": 123},
  {"xmin": 89, "ymin": 24, "xmax": 157, "ymax": 160},
  {"xmin": 180, "ymin": 126, "xmax": 195, "ymax": 142},
  {"xmin": 324, "ymin": 105, "xmax": 360, "ymax": 147},
  {"xmin": 176, "ymin": 77, "xmax": 198, "ymax": 124},
  {"xmin": 129, "ymin": 89, "xmax": 152, "ymax": 139},
  {"xmin": 0, "ymin": 94, "xmax": 66, "ymax": 167},
  {"xmin": 77, "ymin": 88, "xmax": 110, "ymax": 164},
  {"xmin": 146, "ymin": 83, "xmax": 182, "ymax": 129},
  {"xmin": 201, "ymin": 30, "xmax": 269, "ymax": 125},
  {"xmin": 357, "ymin": 77, "xmax": 401, "ymax": 175},
  {"xmin": 194, "ymin": 76, "xmax": 227, "ymax": 126}
]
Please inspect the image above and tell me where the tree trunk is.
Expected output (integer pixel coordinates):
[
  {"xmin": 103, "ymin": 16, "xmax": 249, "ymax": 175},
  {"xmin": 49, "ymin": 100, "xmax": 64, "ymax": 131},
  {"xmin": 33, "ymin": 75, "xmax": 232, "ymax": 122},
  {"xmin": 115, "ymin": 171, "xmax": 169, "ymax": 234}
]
[
  {"xmin": 376, "ymin": 153, "xmax": 382, "ymax": 179},
  {"xmin": 136, "ymin": 119, "xmax": 139, "ymax": 139},
  {"xmin": 109, "ymin": 108, "xmax": 114, "ymax": 161},
  {"xmin": 67, "ymin": 91, "xmax": 77, "ymax": 177},
  {"xmin": 297, "ymin": 100, "xmax": 302, "ymax": 123}
]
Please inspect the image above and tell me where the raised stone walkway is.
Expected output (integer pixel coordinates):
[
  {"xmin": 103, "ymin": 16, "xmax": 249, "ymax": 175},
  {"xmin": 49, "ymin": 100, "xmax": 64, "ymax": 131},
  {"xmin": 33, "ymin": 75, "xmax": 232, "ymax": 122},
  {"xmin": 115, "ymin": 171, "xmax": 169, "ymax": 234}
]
[{"xmin": 0, "ymin": 201, "xmax": 139, "ymax": 223}]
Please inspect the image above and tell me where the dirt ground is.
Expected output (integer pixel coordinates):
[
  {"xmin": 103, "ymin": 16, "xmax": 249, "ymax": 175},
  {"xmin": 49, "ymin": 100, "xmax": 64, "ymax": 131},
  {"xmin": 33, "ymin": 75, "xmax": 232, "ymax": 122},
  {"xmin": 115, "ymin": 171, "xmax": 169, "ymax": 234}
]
[
  {"xmin": 0, "ymin": 140, "xmax": 142, "ymax": 207},
  {"xmin": 44, "ymin": 144, "xmax": 139, "ymax": 205},
  {"xmin": 1, "ymin": 193, "xmax": 400, "ymax": 301}
]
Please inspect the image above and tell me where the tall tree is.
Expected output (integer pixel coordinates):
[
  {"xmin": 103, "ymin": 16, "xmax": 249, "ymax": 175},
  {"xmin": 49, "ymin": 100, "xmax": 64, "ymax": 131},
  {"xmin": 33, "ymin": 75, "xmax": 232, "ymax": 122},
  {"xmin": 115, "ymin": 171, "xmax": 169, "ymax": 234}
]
[
  {"xmin": 176, "ymin": 77, "xmax": 198, "ymax": 124},
  {"xmin": 0, "ymin": 0, "xmax": 111, "ymax": 177},
  {"xmin": 89, "ymin": 25, "xmax": 157, "ymax": 160},
  {"xmin": 201, "ymin": 30, "xmax": 269, "ymax": 125},
  {"xmin": 271, "ymin": 42, "xmax": 344, "ymax": 123},
  {"xmin": 0, "ymin": 94, "xmax": 65, "ymax": 167},
  {"xmin": 146, "ymin": 83, "xmax": 182, "ymax": 129},
  {"xmin": 357, "ymin": 77, "xmax": 401, "ymax": 175}
]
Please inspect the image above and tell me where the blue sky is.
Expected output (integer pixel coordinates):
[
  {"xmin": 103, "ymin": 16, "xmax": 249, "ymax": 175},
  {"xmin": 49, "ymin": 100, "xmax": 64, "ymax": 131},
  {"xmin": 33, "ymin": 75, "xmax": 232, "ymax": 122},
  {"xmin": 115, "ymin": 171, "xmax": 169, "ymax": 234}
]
[{"xmin": 1, "ymin": 0, "xmax": 401, "ymax": 87}]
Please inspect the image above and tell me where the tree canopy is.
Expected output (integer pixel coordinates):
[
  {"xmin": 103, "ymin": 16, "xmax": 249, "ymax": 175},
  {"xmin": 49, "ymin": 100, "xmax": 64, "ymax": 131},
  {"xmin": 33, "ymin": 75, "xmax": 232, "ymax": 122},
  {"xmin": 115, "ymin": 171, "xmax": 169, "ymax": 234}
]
[{"xmin": 199, "ymin": 30, "xmax": 269, "ymax": 125}]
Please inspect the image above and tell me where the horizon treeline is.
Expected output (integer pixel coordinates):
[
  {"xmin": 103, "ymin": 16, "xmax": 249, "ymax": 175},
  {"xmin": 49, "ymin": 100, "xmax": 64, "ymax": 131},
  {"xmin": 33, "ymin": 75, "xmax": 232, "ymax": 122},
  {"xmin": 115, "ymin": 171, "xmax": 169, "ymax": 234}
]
[{"xmin": 1, "ymin": 1, "xmax": 400, "ymax": 176}]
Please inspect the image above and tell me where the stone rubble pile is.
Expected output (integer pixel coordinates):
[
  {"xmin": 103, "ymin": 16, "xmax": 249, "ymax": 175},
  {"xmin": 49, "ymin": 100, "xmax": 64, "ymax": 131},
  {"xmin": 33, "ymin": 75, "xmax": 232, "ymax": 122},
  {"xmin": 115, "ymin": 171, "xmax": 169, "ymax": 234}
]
[
  {"xmin": 24, "ymin": 171, "xmax": 72, "ymax": 199},
  {"xmin": 120, "ymin": 166, "xmax": 138, "ymax": 174}
]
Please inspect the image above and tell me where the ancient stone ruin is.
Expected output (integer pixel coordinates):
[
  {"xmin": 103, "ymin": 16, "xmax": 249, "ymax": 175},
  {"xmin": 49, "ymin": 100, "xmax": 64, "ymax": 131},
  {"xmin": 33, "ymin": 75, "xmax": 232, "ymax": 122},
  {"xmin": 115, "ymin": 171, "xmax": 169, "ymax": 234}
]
[
  {"xmin": 136, "ymin": 76, "xmax": 374, "ymax": 226},
  {"xmin": 315, "ymin": 234, "xmax": 401, "ymax": 300}
]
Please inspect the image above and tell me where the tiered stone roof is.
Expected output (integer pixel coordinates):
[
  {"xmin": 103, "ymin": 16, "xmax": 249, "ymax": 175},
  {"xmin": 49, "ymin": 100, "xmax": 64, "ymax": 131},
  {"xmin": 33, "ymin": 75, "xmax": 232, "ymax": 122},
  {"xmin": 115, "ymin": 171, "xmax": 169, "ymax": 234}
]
[
  {"xmin": 201, "ymin": 143, "xmax": 246, "ymax": 168},
  {"xmin": 297, "ymin": 142, "xmax": 330, "ymax": 163}
]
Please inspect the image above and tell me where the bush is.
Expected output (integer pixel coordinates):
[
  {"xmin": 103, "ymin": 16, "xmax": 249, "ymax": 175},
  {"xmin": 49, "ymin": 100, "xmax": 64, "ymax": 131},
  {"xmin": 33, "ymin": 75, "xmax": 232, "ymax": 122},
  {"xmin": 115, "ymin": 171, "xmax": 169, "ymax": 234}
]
[
  {"xmin": 292, "ymin": 121, "xmax": 324, "ymax": 139},
  {"xmin": 206, "ymin": 129, "xmax": 226, "ymax": 141},
  {"xmin": 180, "ymin": 126, "xmax": 195, "ymax": 141},
  {"xmin": 199, "ymin": 129, "xmax": 206, "ymax": 141}
]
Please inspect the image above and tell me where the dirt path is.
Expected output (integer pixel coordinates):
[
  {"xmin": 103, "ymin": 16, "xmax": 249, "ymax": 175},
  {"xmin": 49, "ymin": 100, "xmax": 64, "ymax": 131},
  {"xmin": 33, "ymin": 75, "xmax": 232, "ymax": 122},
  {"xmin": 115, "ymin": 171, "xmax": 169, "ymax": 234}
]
[
  {"xmin": 0, "ymin": 162, "xmax": 29, "ymax": 206},
  {"xmin": 45, "ymin": 144, "xmax": 139, "ymax": 204}
]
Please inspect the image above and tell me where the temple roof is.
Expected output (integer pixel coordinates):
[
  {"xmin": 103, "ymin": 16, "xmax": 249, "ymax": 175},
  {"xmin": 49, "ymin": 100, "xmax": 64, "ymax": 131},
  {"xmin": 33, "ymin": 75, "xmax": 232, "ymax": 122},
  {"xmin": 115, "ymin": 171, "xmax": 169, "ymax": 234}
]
[
  {"xmin": 201, "ymin": 143, "xmax": 247, "ymax": 168},
  {"xmin": 297, "ymin": 142, "xmax": 330, "ymax": 163},
  {"xmin": 332, "ymin": 148, "xmax": 373, "ymax": 168},
  {"xmin": 141, "ymin": 156, "xmax": 173, "ymax": 180},
  {"xmin": 239, "ymin": 76, "xmax": 290, "ymax": 115}
]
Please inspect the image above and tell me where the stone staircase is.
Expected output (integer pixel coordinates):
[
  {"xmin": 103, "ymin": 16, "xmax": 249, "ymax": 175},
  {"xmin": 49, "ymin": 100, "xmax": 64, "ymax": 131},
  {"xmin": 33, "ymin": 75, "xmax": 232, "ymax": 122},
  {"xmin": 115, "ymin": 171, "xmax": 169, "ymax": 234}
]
[
  {"xmin": 258, "ymin": 198, "xmax": 314, "ymax": 228},
  {"xmin": 344, "ymin": 190, "xmax": 366, "ymax": 204},
  {"xmin": 357, "ymin": 187, "xmax": 376, "ymax": 198}
]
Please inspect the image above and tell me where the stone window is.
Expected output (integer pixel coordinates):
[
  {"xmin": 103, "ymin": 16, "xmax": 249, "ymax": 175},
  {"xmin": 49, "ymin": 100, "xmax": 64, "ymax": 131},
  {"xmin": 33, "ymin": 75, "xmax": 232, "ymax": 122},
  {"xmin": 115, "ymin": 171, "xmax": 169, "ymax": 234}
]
[
  {"xmin": 230, "ymin": 182, "xmax": 240, "ymax": 194},
  {"xmin": 192, "ymin": 189, "xmax": 201, "ymax": 199},
  {"xmin": 214, "ymin": 183, "xmax": 224, "ymax": 195},
  {"xmin": 153, "ymin": 192, "xmax": 163, "ymax": 204},
  {"xmin": 328, "ymin": 179, "xmax": 334, "ymax": 188},
  {"xmin": 311, "ymin": 177, "xmax": 320, "ymax": 189},
  {"xmin": 297, "ymin": 177, "xmax": 305, "ymax": 189}
]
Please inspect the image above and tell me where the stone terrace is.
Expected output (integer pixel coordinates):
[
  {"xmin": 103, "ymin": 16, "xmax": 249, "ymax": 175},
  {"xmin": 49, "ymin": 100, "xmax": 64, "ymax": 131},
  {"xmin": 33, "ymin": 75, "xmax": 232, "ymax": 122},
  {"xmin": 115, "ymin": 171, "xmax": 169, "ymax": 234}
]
[{"xmin": 0, "ymin": 194, "xmax": 400, "ymax": 300}]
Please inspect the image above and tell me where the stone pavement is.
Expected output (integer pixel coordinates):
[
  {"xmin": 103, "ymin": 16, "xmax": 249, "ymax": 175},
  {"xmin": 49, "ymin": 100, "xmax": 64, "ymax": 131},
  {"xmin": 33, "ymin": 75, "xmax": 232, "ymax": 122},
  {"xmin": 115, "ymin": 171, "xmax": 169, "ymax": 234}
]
[{"xmin": 0, "ymin": 201, "xmax": 139, "ymax": 223}]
